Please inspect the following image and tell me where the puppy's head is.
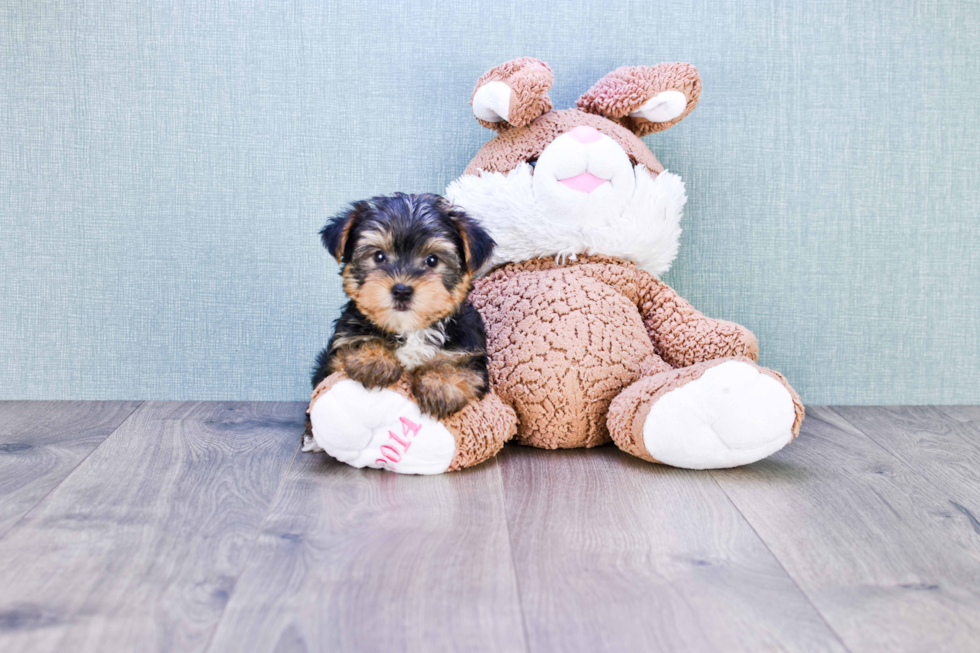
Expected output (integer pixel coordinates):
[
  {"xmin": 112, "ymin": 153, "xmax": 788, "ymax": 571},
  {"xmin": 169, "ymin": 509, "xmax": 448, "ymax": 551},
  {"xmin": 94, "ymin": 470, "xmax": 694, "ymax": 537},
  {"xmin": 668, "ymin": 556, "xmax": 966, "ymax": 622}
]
[{"xmin": 320, "ymin": 193, "xmax": 494, "ymax": 334}]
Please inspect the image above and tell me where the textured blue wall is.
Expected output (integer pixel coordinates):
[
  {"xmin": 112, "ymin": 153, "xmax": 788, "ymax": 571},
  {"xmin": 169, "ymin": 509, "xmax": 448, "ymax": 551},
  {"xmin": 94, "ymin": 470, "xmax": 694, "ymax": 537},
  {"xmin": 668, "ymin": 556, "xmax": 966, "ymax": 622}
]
[{"xmin": 2, "ymin": 1, "xmax": 978, "ymax": 403}]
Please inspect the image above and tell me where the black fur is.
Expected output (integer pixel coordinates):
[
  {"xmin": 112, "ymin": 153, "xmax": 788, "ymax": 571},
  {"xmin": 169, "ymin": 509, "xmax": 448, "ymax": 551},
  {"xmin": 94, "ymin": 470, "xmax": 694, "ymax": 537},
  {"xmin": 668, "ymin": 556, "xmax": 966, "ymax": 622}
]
[{"xmin": 441, "ymin": 301, "xmax": 491, "ymax": 391}]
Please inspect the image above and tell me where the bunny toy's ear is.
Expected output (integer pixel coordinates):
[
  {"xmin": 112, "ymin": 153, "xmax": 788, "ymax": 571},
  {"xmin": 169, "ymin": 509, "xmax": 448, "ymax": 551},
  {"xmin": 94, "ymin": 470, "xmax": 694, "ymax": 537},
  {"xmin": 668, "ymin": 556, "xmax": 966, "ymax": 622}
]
[
  {"xmin": 577, "ymin": 63, "xmax": 702, "ymax": 136},
  {"xmin": 470, "ymin": 58, "xmax": 554, "ymax": 131}
]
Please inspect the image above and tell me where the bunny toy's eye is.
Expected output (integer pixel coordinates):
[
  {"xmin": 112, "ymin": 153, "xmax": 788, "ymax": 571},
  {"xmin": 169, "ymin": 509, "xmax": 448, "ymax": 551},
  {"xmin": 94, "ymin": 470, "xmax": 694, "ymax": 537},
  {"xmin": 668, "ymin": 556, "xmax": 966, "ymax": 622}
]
[
  {"xmin": 425, "ymin": 254, "xmax": 439, "ymax": 268},
  {"xmin": 373, "ymin": 251, "xmax": 386, "ymax": 263}
]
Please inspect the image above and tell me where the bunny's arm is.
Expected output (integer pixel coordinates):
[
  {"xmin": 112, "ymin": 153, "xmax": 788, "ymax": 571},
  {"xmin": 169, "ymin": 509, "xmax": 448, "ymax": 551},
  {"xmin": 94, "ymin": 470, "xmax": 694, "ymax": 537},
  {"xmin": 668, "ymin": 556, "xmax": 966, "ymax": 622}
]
[{"xmin": 634, "ymin": 268, "xmax": 759, "ymax": 368}]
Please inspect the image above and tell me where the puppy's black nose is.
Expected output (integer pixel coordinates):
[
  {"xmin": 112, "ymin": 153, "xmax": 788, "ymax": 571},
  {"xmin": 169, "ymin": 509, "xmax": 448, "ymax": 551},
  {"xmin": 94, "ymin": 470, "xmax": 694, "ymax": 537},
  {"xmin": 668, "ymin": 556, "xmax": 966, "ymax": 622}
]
[{"xmin": 391, "ymin": 284, "xmax": 414, "ymax": 302}]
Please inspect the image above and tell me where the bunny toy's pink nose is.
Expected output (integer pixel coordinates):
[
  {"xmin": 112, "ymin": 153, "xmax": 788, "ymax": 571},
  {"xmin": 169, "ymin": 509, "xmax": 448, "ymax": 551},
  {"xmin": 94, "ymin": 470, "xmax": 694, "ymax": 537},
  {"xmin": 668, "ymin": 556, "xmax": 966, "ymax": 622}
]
[{"xmin": 567, "ymin": 125, "xmax": 602, "ymax": 144}]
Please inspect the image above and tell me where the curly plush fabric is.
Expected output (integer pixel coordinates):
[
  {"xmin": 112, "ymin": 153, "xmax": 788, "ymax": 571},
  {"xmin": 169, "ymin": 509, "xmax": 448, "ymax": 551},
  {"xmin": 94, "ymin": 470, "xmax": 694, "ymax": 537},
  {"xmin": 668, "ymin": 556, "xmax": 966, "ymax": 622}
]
[
  {"xmin": 468, "ymin": 252, "xmax": 802, "ymax": 458},
  {"xmin": 463, "ymin": 109, "xmax": 664, "ymax": 176},
  {"xmin": 634, "ymin": 268, "xmax": 760, "ymax": 367},
  {"xmin": 472, "ymin": 255, "xmax": 686, "ymax": 449},
  {"xmin": 577, "ymin": 63, "xmax": 703, "ymax": 136},
  {"xmin": 443, "ymin": 392, "xmax": 517, "ymax": 470},
  {"xmin": 471, "ymin": 57, "xmax": 554, "ymax": 131}
]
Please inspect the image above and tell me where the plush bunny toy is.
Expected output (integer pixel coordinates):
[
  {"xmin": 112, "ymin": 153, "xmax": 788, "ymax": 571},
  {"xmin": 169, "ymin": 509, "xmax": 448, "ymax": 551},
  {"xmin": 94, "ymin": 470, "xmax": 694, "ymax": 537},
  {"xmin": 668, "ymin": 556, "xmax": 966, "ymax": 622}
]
[{"xmin": 308, "ymin": 58, "xmax": 803, "ymax": 474}]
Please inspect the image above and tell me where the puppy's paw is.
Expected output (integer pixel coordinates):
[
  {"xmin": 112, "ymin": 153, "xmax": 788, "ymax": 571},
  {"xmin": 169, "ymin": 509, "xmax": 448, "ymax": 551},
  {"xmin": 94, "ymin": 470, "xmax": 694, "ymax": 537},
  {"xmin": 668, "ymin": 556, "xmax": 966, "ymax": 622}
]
[
  {"xmin": 302, "ymin": 432, "xmax": 324, "ymax": 453},
  {"xmin": 343, "ymin": 342, "xmax": 403, "ymax": 388},
  {"xmin": 309, "ymin": 380, "xmax": 456, "ymax": 474},
  {"xmin": 412, "ymin": 364, "xmax": 484, "ymax": 419},
  {"xmin": 301, "ymin": 417, "xmax": 324, "ymax": 453}
]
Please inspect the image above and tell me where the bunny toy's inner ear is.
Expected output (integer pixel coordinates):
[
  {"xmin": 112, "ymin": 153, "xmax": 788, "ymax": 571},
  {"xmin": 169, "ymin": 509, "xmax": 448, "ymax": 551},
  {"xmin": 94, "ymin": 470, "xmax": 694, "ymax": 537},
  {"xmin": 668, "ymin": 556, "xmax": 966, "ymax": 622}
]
[
  {"xmin": 629, "ymin": 90, "xmax": 689, "ymax": 123},
  {"xmin": 472, "ymin": 81, "xmax": 512, "ymax": 124},
  {"xmin": 470, "ymin": 57, "xmax": 554, "ymax": 131}
]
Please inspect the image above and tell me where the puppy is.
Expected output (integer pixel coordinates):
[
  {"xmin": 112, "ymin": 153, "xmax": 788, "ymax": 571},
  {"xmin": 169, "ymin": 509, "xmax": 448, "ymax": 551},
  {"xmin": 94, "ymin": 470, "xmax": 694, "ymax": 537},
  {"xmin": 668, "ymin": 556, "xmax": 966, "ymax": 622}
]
[{"xmin": 304, "ymin": 193, "xmax": 495, "ymax": 451}]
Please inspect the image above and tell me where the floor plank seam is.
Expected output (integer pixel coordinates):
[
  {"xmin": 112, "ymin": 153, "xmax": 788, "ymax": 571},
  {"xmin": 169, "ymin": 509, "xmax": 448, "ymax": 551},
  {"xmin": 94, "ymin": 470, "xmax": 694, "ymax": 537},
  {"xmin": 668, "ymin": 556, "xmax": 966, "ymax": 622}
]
[
  {"xmin": 496, "ymin": 457, "xmax": 533, "ymax": 653},
  {"xmin": 201, "ymin": 436, "xmax": 303, "ymax": 653},
  {"xmin": 705, "ymin": 467, "xmax": 854, "ymax": 653},
  {"xmin": 827, "ymin": 407, "xmax": 980, "ymax": 511},
  {"xmin": 0, "ymin": 400, "xmax": 145, "ymax": 543}
]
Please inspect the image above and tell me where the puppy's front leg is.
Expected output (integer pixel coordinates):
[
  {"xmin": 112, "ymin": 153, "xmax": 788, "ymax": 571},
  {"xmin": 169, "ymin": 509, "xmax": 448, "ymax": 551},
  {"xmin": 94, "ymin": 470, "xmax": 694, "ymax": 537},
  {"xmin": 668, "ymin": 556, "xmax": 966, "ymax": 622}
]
[
  {"xmin": 411, "ymin": 355, "xmax": 487, "ymax": 419},
  {"xmin": 336, "ymin": 339, "xmax": 404, "ymax": 389}
]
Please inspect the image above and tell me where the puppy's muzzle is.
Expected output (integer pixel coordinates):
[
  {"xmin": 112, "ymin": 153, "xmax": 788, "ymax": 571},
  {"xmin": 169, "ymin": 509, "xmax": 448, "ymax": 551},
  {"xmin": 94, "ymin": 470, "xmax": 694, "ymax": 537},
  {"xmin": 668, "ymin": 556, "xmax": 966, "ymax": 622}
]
[{"xmin": 391, "ymin": 283, "xmax": 414, "ymax": 310}]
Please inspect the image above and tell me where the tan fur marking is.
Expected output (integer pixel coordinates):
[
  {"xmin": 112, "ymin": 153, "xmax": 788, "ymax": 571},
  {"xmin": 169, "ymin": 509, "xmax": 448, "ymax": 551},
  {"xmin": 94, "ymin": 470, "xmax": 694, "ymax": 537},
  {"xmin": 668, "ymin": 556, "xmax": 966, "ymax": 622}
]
[
  {"xmin": 349, "ymin": 266, "xmax": 465, "ymax": 335},
  {"xmin": 412, "ymin": 357, "xmax": 485, "ymax": 419},
  {"xmin": 356, "ymin": 272, "xmax": 398, "ymax": 326},
  {"xmin": 451, "ymin": 272, "xmax": 473, "ymax": 306},
  {"xmin": 355, "ymin": 229, "xmax": 394, "ymax": 254},
  {"xmin": 332, "ymin": 214, "xmax": 359, "ymax": 263},
  {"xmin": 341, "ymin": 266, "xmax": 361, "ymax": 301},
  {"xmin": 410, "ymin": 276, "xmax": 459, "ymax": 327},
  {"xmin": 417, "ymin": 236, "xmax": 457, "ymax": 261},
  {"xmin": 456, "ymin": 225, "xmax": 476, "ymax": 271},
  {"xmin": 337, "ymin": 339, "xmax": 403, "ymax": 388}
]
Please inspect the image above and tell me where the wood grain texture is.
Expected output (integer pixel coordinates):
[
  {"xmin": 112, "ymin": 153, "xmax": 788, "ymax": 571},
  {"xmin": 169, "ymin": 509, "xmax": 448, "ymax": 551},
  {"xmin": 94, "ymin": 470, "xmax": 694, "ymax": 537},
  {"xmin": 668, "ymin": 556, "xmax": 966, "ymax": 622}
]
[
  {"xmin": 829, "ymin": 405, "xmax": 980, "ymax": 506},
  {"xmin": 206, "ymin": 453, "xmax": 528, "ymax": 653},
  {"xmin": 499, "ymin": 446, "xmax": 847, "ymax": 653},
  {"xmin": 935, "ymin": 405, "xmax": 980, "ymax": 425},
  {"xmin": 0, "ymin": 401, "xmax": 302, "ymax": 653},
  {"xmin": 711, "ymin": 406, "xmax": 980, "ymax": 652},
  {"xmin": 0, "ymin": 401, "xmax": 142, "ymax": 538}
]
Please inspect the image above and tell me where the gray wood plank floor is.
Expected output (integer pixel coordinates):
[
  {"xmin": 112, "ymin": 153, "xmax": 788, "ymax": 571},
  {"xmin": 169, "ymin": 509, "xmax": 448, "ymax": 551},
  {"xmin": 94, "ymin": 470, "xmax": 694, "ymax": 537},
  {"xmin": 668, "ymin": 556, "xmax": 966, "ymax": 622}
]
[
  {"xmin": 207, "ymin": 455, "xmax": 527, "ymax": 653},
  {"xmin": 499, "ymin": 447, "xmax": 846, "ymax": 653},
  {"xmin": 0, "ymin": 402, "xmax": 300, "ymax": 653},
  {"xmin": 0, "ymin": 401, "xmax": 142, "ymax": 538},
  {"xmin": 1, "ymin": 402, "xmax": 978, "ymax": 653},
  {"xmin": 710, "ymin": 407, "xmax": 980, "ymax": 652}
]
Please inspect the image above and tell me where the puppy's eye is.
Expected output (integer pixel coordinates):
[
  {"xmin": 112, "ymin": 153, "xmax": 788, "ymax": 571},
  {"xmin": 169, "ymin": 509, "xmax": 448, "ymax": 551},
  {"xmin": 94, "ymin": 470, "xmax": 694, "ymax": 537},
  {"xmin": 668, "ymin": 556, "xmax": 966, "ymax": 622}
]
[
  {"xmin": 425, "ymin": 254, "xmax": 439, "ymax": 268},
  {"xmin": 373, "ymin": 251, "xmax": 386, "ymax": 263},
  {"xmin": 527, "ymin": 159, "xmax": 537, "ymax": 169}
]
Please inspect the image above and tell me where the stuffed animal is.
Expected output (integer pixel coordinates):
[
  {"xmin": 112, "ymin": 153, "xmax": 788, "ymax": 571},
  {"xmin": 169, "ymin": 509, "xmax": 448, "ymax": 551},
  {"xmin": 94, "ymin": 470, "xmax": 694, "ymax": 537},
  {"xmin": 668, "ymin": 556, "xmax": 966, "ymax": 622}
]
[{"xmin": 308, "ymin": 57, "xmax": 803, "ymax": 473}]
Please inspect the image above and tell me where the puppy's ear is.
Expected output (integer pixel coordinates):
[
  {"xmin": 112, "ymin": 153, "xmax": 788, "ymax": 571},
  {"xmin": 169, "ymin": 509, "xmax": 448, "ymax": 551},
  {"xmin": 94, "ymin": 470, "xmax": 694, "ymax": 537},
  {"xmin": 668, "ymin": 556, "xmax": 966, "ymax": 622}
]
[
  {"xmin": 577, "ymin": 63, "xmax": 702, "ymax": 137},
  {"xmin": 471, "ymin": 57, "xmax": 553, "ymax": 131},
  {"xmin": 319, "ymin": 202, "xmax": 367, "ymax": 263},
  {"xmin": 448, "ymin": 207, "xmax": 495, "ymax": 274}
]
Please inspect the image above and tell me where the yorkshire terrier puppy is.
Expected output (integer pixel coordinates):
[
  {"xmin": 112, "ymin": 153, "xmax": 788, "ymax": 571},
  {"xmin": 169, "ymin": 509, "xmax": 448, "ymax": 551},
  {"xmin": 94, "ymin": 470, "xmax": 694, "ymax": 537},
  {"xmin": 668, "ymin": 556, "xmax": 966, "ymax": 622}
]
[{"xmin": 306, "ymin": 193, "xmax": 495, "ymax": 448}]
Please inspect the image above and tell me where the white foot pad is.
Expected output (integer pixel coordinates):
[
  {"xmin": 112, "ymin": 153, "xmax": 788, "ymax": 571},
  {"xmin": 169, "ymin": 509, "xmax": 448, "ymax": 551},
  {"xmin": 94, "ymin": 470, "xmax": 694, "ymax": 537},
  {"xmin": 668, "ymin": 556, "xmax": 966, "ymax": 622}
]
[
  {"xmin": 643, "ymin": 361, "xmax": 796, "ymax": 469},
  {"xmin": 309, "ymin": 380, "xmax": 456, "ymax": 475}
]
